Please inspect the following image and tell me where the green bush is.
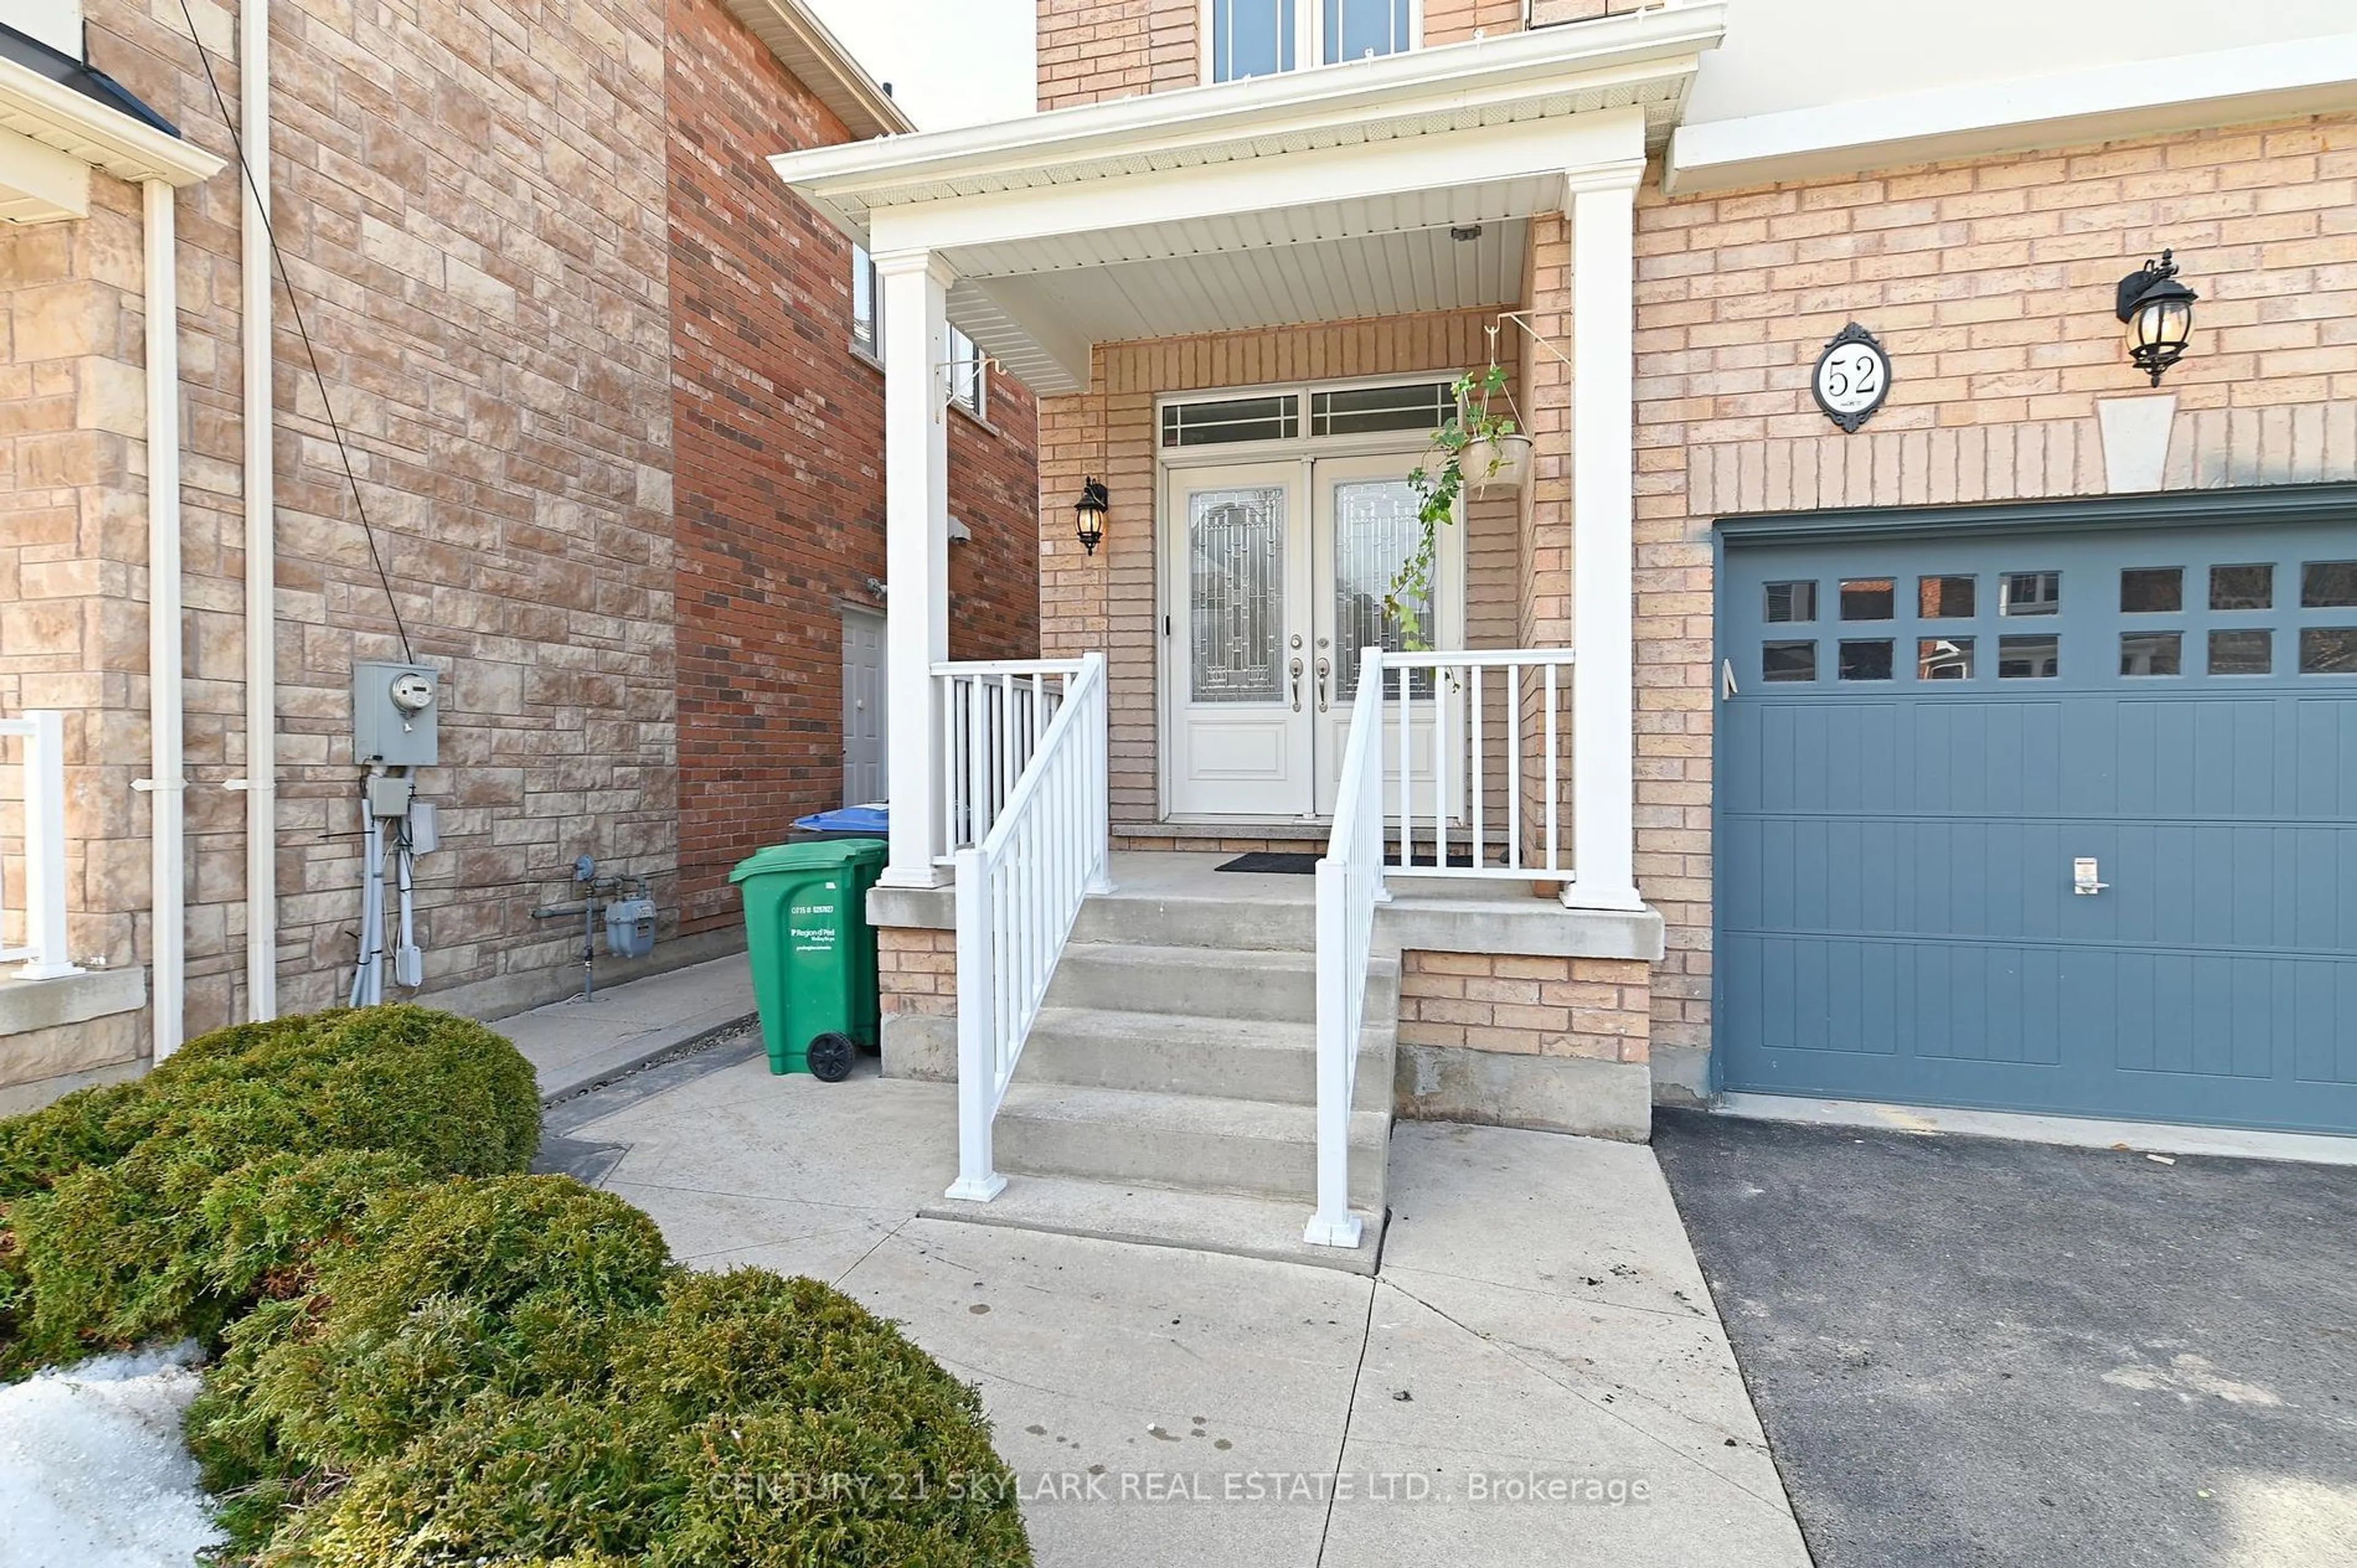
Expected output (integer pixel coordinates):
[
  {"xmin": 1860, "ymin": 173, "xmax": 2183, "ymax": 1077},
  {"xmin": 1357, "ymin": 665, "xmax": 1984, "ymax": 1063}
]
[
  {"xmin": 187, "ymin": 1175, "xmax": 673, "ymax": 1505},
  {"xmin": 254, "ymin": 1268, "xmax": 1031, "ymax": 1568},
  {"xmin": 1, "ymin": 1005, "xmax": 1029, "ymax": 1566},
  {"xmin": 0, "ymin": 1005, "xmax": 541, "ymax": 1377}
]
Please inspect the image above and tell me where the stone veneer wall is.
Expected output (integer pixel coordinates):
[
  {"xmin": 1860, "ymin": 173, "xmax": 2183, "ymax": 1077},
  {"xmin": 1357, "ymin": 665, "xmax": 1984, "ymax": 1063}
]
[
  {"xmin": 1, "ymin": 178, "xmax": 153, "ymax": 1049},
  {"xmin": 1630, "ymin": 114, "xmax": 2357, "ymax": 1090}
]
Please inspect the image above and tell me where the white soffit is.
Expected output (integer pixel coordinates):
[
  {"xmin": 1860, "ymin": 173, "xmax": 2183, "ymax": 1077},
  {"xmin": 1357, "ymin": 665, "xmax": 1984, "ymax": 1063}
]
[
  {"xmin": 972, "ymin": 218, "xmax": 1527, "ymax": 371},
  {"xmin": 0, "ymin": 122, "xmax": 89, "ymax": 221},
  {"xmin": 0, "ymin": 55, "xmax": 222, "ymax": 197},
  {"xmin": 1666, "ymin": 31, "xmax": 2357, "ymax": 194}
]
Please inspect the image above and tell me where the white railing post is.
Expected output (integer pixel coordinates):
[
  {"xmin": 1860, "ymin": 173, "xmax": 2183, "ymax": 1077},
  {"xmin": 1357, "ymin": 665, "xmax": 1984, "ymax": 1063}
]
[
  {"xmin": 941, "ymin": 652, "xmax": 1108, "ymax": 1205},
  {"xmin": 1086, "ymin": 652, "xmax": 1113, "ymax": 895},
  {"xmin": 1307, "ymin": 855, "xmax": 1361, "ymax": 1248},
  {"xmin": 946, "ymin": 843, "xmax": 1007, "ymax": 1202},
  {"xmin": 10, "ymin": 712, "xmax": 83, "ymax": 980}
]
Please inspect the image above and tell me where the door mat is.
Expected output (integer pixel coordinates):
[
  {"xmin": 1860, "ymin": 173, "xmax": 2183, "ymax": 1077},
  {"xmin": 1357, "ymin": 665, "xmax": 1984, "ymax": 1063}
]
[
  {"xmin": 1213, "ymin": 846, "xmax": 1490, "ymax": 875},
  {"xmin": 1213, "ymin": 851, "xmax": 1320, "ymax": 875}
]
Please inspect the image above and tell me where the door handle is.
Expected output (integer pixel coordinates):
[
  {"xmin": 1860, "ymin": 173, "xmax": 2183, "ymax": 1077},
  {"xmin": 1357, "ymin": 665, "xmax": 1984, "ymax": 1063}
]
[
  {"xmin": 1316, "ymin": 656, "xmax": 1331, "ymax": 712},
  {"xmin": 2072, "ymin": 857, "xmax": 2110, "ymax": 896},
  {"xmin": 1289, "ymin": 657, "xmax": 1304, "ymax": 713}
]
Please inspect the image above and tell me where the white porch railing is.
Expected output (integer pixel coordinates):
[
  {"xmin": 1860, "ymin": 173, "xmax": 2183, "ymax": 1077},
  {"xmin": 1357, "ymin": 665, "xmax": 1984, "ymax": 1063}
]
[
  {"xmin": 944, "ymin": 651, "xmax": 1112, "ymax": 1202},
  {"xmin": 1307, "ymin": 647, "xmax": 1388, "ymax": 1248},
  {"xmin": 934, "ymin": 658, "xmax": 1089, "ymax": 859},
  {"xmin": 1382, "ymin": 647, "xmax": 1579, "ymax": 882},
  {"xmin": 0, "ymin": 712, "xmax": 84, "ymax": 980},
  {"xmin": 1307, "ymin": 644, "xmax": 1579, "ymax": 1249}
]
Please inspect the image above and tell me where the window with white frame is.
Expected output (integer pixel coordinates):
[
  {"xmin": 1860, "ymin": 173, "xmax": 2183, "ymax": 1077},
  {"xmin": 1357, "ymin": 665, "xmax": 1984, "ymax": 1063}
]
[
  {"xmin": 948, "ymin": 325, "xmax": 987, "ymax": 421},
  {"xmin": 851, "ymin": 243, "xmax": 880, "ymax": 358},
  {"xmin": 1207, "ymin": 0, "xmax": 1412, "ymax": 83}
]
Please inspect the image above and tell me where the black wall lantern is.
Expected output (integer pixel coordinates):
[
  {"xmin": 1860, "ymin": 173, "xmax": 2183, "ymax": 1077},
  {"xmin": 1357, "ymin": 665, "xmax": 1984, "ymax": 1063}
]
[
  {"xmin": 1074, "ymin": 477, "xmax": 1109, "ymax": 555},
  {"xmin": 2116, "ymin": 249, "xmax": 2197, "ymax": 386}
]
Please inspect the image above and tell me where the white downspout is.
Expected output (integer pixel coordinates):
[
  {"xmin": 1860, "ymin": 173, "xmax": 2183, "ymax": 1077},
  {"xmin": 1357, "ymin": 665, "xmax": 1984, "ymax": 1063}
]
[
  {"xmin": 144, "ymin": 177, "xmax": 186, "ymax": 1060},
  {"xmin": 241, "ymin": 0, "xmax": 277, "ymax": 1019}
]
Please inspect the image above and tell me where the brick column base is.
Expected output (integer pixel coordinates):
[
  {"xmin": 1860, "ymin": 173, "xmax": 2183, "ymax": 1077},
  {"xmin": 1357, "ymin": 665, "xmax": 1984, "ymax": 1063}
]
[{"xmin": 1393, "ymin": 951, "xmax": 1654, "ymax": 1140}]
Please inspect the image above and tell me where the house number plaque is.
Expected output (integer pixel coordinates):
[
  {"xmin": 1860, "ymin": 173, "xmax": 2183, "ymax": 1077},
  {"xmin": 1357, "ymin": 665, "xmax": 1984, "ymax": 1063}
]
[{"xmin": 1812, "ymin": 322, "xmax": 1892, "ymax": 434}]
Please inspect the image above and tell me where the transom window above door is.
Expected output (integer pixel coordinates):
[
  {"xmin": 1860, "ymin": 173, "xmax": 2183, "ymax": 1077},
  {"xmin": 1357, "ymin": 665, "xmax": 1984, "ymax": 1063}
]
[
  {"xmin": 1161, "ymin": 381, "xmax": 1452, "ymax": 449},
  {"xmin": 1208, "ymin": 0, "xmax": 1415, "ymax": 84}
]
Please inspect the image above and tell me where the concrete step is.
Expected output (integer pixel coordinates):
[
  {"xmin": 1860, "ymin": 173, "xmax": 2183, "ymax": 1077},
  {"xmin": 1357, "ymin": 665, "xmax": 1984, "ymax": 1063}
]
[
  {"xmin": 1071, "ymin": 889, "xmax": 1315, "ymax": 951},
  {"xmin": 920, "ymin": 1173, "xmax": 1385, "ymax": 1276},
  {"xmin": 994, "ymin": 1081, "xmax": 1390, "ymax": 1210},
  {"xmin": 1043, "ymin": 942, "xmax": 1398, "ymax": 1025},
  {"xmin": 1021, "ymin": 1007, "xmax": 1390, "ymax": 1111}
]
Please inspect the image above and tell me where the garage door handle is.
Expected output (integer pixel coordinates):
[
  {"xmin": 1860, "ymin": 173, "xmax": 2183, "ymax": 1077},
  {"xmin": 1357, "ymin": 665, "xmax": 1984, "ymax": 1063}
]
[
  {"xmin": 2073, "ymin": 857, "xmax": 2110, "ymax": 895},
  {"xmin": 1721, "ymin": 658, "xmax": 1738, "ymax": 698}
]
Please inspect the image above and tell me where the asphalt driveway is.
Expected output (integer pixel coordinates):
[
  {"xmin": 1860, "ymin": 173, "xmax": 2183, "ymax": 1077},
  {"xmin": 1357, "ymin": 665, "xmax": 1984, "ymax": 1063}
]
[{"xmin": 1653, "ymin": 1110, "xmax": 2357, "ymax": 1568}]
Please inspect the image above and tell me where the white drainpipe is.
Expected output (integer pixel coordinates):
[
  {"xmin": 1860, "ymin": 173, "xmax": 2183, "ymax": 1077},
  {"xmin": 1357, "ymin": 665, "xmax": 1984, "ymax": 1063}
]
[
  {"xmin": 143, "ymin": 176, "xmax": 186, "ymax": 1060},
  {"xmin": 241, "ymin": 0, "xmax": 277, "ymax": 1019}
]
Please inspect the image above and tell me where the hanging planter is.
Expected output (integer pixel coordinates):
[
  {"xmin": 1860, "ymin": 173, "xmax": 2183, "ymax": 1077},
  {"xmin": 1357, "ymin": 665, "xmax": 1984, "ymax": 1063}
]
[
  {"xmin": 1464, "ymin": 432, "xmax": 1533, "ymax": 498},
  {"xmin": 1385, "ymin": 366, "xmax": 1523, "ymax": 649}
]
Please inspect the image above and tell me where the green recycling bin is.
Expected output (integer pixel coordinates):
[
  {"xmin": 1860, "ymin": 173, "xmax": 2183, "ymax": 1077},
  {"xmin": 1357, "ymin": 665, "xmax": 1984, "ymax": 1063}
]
[{"xmin": 729, "ymin": 837, "xmax": 888, "ymax": 1080}]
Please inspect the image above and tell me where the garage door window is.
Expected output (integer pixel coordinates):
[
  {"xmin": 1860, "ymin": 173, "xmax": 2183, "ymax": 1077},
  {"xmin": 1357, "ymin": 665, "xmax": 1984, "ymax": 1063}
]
[
  {"xmin": 2210, "ymin": 564, "xmax": 2272, "ymax": 609},
  {"xmin": 1998, "ymin": 634, "xmax": 2059, "ymax": 678},
  {"xmin": 2000, "ymin": 572, "xmax": 2060, "ymax": 616},
  {"xmin": 1919, "ymin": 575, "xmax": 1975, "ymax": 617},
  {"xmin": 2302, "ymin": 561, "xmax": 2357, "ymax": 606},
  {"xmin": 2208, "ymin": 628, "xmax": 2272, "ymax": 675},
  {"xmin": 2119, "ymin": 568, "xmax": 2182, "ymax": 613},
  {"xmin": 2120, "ymin": 631, "xmax": 2181, "ymax": 676},
  {"xmin": 2302, "ymin": 628, "xmax": 2357, "ymax": 674},
  {"xmin": 1838, "ymin": 639, "xmax": 1895, "ymax": 681}
]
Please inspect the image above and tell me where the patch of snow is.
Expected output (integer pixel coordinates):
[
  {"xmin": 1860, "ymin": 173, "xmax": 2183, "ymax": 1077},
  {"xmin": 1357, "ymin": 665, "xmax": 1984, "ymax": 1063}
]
[{"xmin": 0, "ymin": 1342, "xmax": 224, "ymax": 1568}]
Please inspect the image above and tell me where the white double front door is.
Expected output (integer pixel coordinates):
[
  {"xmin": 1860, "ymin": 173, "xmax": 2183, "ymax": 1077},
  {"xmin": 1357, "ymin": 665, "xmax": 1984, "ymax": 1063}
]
[{"xmin": 1165, "ymin": 454, "xmax": 1453, "ymax": 819}]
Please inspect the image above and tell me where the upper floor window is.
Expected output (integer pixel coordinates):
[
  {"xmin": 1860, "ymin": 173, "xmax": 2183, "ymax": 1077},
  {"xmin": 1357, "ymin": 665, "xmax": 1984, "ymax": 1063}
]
[
  {"xmin": 948, "ymin": 326, "xmax": 987, "ymax": 422},
  {"xmin": 852, "ymin": 244, "xmax": 880, "ymax": 358},
  {"xmin": 1209, "ymin": 0, "xmax": 1411, "ymax": 83}
]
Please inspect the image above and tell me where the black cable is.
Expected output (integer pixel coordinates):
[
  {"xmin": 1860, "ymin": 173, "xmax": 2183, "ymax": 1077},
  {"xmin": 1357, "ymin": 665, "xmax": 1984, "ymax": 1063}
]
[{"xmin": 174, "ymin": 0, "xmax": 416, "ymax": 665}]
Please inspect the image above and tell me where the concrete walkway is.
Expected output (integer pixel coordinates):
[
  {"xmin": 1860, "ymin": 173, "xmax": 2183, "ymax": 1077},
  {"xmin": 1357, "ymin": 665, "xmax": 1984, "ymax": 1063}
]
[
  {"xmin": 492, "ymin": 954, "xmax": 757, "ymax": 1100},
  {"xmin": 542, "ymin": 1046, "xmax": 1810, "ymax": 1567}
]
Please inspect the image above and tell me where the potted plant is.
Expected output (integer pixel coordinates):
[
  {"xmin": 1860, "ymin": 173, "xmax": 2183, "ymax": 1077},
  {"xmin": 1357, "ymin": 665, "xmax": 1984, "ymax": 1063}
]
[{"xmin": 1385, "ymin": 366, "xmax": 1527, "ymax": 648}]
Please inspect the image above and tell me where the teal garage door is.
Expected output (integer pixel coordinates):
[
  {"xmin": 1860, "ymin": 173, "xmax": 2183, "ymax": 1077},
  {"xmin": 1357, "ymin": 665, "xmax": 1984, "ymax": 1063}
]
[{"xmin": 1714, "ymin": 489, "xmax": 2357, "ymax": 1135}]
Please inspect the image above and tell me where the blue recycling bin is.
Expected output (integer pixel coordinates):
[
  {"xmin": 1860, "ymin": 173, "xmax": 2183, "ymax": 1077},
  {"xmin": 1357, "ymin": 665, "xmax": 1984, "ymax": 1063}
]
[{"xmin": 793, "ymin": 804, "xmax": 889, "ymax": 840}]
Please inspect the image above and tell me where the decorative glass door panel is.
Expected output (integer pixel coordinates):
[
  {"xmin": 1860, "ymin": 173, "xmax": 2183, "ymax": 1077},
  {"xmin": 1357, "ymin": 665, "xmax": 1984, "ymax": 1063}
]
[
  {"xmin": 1167, "ymin": 465, "xmax": 1314, "ymax": 816},
  {"xmin": 1163, "ymin": 452, "xmax": 1461, "ymax": 820},
  {"xmin": 1190, "ymin": 488, "xmax": 1288, "ymax": 704},
  {"xmin": 1312, "ymin": 455, "xmax": 1453, "ymax": 819}
]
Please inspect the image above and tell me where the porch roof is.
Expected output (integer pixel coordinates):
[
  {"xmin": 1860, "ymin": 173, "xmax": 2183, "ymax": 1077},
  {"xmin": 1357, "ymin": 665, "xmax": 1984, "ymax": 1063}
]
[{"xmin": 770, "ymin": 6, "xmax": 1725, "ymax": 395}]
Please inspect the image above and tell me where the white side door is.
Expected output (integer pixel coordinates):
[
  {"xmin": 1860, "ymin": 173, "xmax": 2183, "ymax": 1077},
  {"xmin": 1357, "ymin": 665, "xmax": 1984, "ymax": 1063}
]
[
  {"xmin": 1166, "ymin": 462, "xmax": 1315, "ymax": 817},
  {"xmin": 841, "ymin": 608, "xmax": 887, "ymax": 806},
  {"xmin": 1311, "ymin": 455, "xmax": 1458, "ymax": 820}
]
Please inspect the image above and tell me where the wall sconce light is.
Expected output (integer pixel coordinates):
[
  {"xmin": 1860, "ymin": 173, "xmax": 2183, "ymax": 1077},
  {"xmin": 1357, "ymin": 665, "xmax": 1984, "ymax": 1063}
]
[
  {"xmin": 2115, "ymin": 249, "xmax": 2197, "ymax": 387},
  {"xmin": 1074, "ymin": 477, "xmax": 1108, "ymax": 556}
]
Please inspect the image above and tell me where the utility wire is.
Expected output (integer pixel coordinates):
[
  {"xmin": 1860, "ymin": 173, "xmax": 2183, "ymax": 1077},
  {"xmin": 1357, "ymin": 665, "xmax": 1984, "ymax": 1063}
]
[{"xmin": 175, "ymin": 0, "xmax": 416, "ymax": 665}]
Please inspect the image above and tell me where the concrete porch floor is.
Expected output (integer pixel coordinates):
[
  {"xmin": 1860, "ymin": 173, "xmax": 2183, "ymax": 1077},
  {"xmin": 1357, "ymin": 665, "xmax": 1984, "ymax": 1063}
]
[{"xmin": 541, "ymin": 1041, "xmax": 1806, "ymax": 1567}]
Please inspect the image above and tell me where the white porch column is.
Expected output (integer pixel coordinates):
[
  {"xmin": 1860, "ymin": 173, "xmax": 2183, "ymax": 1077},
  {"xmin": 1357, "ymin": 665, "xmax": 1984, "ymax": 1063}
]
[
  {"xmin": 877, "ymin": 248, "xmax": 956, "ymax": 888},
  {"xmin": 1564, "ymin": 162, "xmax": 1646, "ymax": 912}
]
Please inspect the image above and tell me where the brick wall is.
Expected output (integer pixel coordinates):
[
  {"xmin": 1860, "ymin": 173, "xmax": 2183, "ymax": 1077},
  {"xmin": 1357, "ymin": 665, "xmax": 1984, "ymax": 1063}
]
[
  {"xmin": 1036, "ymin": 307, "xmax": 1511, "ymax": 830},
  {"xmin": 1037, "ymin": 0, "xmax": 1198, "ymax": 110},
  {"xmin": 1398, "ymin": 951, "xmax": 1650, "ymax": 1064},
  {"xmin": 878, "ymin": 923, "xmax": 956, "ymax": 1018},
  {"xmin": 1630, "ymin": 114, "xmax": 2357, "ymax": 1061},
  {"xmin": 665, "ymin": 0, "xmax": 1040, "ymax": 935}
]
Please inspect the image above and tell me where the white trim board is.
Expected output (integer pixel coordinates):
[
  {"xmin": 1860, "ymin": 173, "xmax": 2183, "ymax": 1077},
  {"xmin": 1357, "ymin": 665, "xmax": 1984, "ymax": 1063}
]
[
  {"xmin": 1714, "ymin": 1092, "xmax": 2357, "ymax": 1169},
  {"xmin": 0, "ymin": 54, "xmax": 222, "ymax": 191},
  {"xmin": 1666, "ymin": 32, "xmax": 2357, "ymax": 194}
]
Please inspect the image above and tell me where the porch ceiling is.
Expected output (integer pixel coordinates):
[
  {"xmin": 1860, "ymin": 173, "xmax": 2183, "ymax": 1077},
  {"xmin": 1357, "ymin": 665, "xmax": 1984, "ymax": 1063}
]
[{"xmin": 772, "ymin": 6, "xmax": 1727, "ymax": 396}]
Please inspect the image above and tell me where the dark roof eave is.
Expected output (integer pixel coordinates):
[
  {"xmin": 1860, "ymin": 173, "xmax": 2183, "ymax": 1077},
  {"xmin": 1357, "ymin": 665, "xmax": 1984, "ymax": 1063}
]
[{"xmin": 0, "ymin": 17, "xmax": 183, "ymax": 139}]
